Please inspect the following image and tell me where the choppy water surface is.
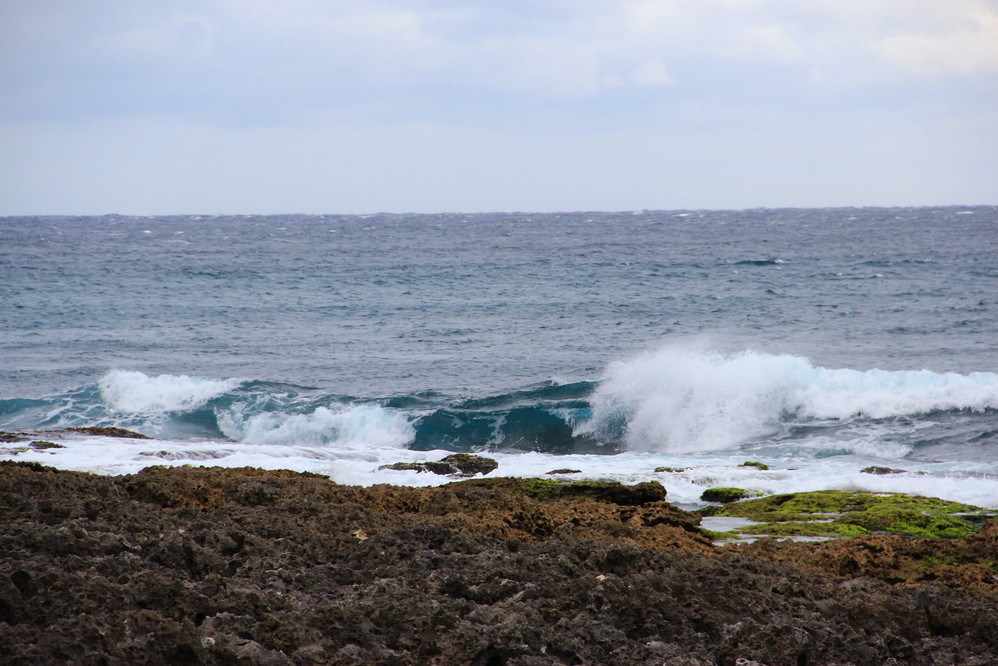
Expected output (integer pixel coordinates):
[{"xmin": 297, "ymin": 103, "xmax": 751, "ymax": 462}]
[{"xmin": 2, "ymin": 207, "xmax": 997, "ymax": 506}]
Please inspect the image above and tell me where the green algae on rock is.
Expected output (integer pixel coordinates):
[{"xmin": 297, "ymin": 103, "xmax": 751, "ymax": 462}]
[
  {"xmin": 739, "ymin": 461, "xmax": 770, "ymax": 470},
  {"xmin": 700, "ymin": 487, "xmax": 756, "ymax": 503},
  {"xmin": 29, "ymin": 440, "xmax": 65, "ymax": 450},
  {"xmin": 465, "ymin": 477, "xmax": 667, "ymax": 505},
  {"xmin": 438, "ymin": 453, "xmax": 500, "ymax": 475},
  {"xmin": 709, "ymin": 490, "xmax": 994, "ymax": 540}
]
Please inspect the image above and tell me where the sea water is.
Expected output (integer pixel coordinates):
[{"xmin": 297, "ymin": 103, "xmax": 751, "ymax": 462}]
[{"xmin": 2, "ymin": 207, "xmax": 997, "ymax": 508}]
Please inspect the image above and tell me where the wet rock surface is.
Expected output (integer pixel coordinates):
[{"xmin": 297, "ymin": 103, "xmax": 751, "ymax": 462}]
[
  {"xmin": 379, "ymin": 454, "xmax": 500, "ymax": 477},
  {"xmin": 2, "ymin": 461, "xmax": 997, "ymax": 665},
  {"xmin": 707, "ymin": 490, "xmax": 994, "ymax": 541},
  {"xmin": 700, "ymin": 487, "xmax": 754, "ymax": 504},
  {"xmin": 860, "ymin": 466, "xmax": 910, "ymax": 475},
  {"xmin": 0, "ymin": 427, "xmax": 150, "ymax": 448}
]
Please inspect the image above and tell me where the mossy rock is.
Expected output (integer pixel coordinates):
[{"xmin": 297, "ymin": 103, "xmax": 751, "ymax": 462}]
[
  {"xmin": 860, "ymin": 466, "xmax": 906, "ymax": 475},
  {"xmin": 654, "ymin": 467, "xmax": 687, "ymax": 473},
  {"xmin": 440, "ymin": 454, "xmax": 499, "ymax": 475},
  {"xmin": 546, "ymin": 468, "xmax": 582, "ymax": 475},
  {"xmin": 422, "ymin": 460, "xmax": 460, "ymax": 474},
  {"xmin": 731, "ymin": 521, "xmax": 869, "ymax": 539},
  {"xmin": 380, "ymin": 462, "xmax": 428, "ymax": 472},
  {"xmin": 711, "ymin": 490, "xmax": 993, "ymax": 540},
  {"xmin": 379, "ymin": 454, "xmax": 498, "ymax": 477},
  {"xmin": 701, "ymin": 487, "xmax": 753, "ymax": 503},
  {"xmin": 738, "ymin": 461, "xmax": 769, "ymax": 470},
  {"xmin": 29, "ymin": 440, "xmax": 65, "ymax": 450},
  {"xmin": 462, "ymin": 477, "xmax": 666, "ymax": 506}
]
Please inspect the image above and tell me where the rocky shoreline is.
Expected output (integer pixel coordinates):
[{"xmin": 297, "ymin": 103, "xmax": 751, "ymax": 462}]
[{"xmin": 2, "ymin": 460, "xmax": 997, "ymax": 665}]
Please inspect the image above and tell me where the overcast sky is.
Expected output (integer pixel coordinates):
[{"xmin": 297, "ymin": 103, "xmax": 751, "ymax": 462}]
[{"xmin": 1, "ymin": 0, "xmax": 996, "ymax": 215}]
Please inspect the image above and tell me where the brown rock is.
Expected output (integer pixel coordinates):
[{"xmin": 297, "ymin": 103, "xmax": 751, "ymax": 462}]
[
  {"xmin": 1, "ymin": 461, "xmax": 996, "ymax": 665},
  {"xmin": 67, "ymin": 426, "xmax": 151, "ymax": 439},
  {"xmin": 860, "ymin": 466, "xmax": 906, "ymax": 475}
]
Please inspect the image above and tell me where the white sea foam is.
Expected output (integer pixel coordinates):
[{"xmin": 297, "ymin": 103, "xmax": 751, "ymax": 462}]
[
  {"xmin": 793, "ymin": 436, "xmax": 913, "ymax": 460},
  {"xmin": 799, "ymin": 367, "xmax": 998, "ymax": 419},
  {"xmin": 8, "ymin": 433, "xmax": 998, "ymax": 509},
  {"xmin": 583, "ymin": 346, "xmax": 998, "ymax": 454},
  {"xmin": 98, "ymin": 370, "xmax": 243, "ymax": 413},
  {"xmin": 217, "ymin": 403, "xmax": 414, "ymax": 449}
]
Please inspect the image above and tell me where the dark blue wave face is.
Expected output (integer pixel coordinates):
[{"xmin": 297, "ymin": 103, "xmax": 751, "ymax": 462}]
[
  {"xmin": 413, "ymin": 407, "xmax": 578, "ymax": 453},
  {"xmin": 408, "ymin": 381, "xmax": 609, "ymax": 453}
]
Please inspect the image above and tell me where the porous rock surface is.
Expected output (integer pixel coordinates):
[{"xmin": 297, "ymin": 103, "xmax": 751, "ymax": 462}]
[{"xmin": 1, "ymin": 461, "xmax": 996, "ymax": 665}]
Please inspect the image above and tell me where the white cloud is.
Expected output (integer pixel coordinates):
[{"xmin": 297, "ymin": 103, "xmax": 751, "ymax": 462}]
[
  {"xmin": 103, "ymin": 16, "xmax": 214, "ymax": 61},
  {"xmin": 6, "ymin": 0, "xmax": 996, "ymax": 117},
  {"xmin": 879, "ymin": 7, "xmax": 998, "ymax": 74},
  {"xmin": 1, "ymin": 0, "xmax": 996, "ymax": 213},
  {"xmin": 630, "ymin": 59, "xmax": 674, "ymax": 86},
  {"xmin": 718, "ymin": 25, "xmax": 803, "ymax": 63}
]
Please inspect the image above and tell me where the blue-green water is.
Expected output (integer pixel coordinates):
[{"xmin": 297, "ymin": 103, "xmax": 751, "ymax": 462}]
[{"xmin": 2, "ymin": 207, "xmax": 997, "ymax": 506}]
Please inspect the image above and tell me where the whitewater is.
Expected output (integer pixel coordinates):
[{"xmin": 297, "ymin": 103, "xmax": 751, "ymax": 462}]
[{"xmin": 2, "ymin": 207, "xmax": 997, "ymax": 508}]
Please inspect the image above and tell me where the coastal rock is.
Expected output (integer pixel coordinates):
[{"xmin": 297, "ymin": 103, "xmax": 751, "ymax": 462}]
[
  {"xmin": 701, "ymin": 487, "xmax": 753, "ymax": 503},
  {"xmin": 731, "ymin": 518, "xmax": 998, "ymax": 588},
  {"xmin": 546, "ymin": 468, "xmax": 582, "ymax": 475},
  {"xmin": 440, "ymin": 453, "xmax": 500, "ymax": 476},
  {"xmin": 709, "ymin": 490, "xmax": 991, "ymax": 541},
  {"xmin": 380, "ymin": 453, "xmax": 499, "ymax": 477},
  {"xmin": 66, "ymin": 426, "xmax": 151, "ymax": 439},
  {"xmin": 861, "ymin": 465, "xmax": 907, "ymax": 475},
  {"xmin": 1, "ymin": 462, "xmax": 996, "ymax": 665},
  {"xmin": 0, "ymin": 427, "xmax": 150, "ymax": 442},
  {"xmin": 29, "ymin": 440, "xmax": 64, "ymax": 450},
  {"xmin": 471, "ymin": 477, "xmax": 668, "ymax": 506}
]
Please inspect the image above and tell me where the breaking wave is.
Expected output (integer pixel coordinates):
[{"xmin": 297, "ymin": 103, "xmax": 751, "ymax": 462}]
[
  {"xmin": 584, "ymin": 347, "xmax": 998, "ymax": 453},
  {"xmin": 1, "ymin": 355, "xmax": 996, "ymax": 456},
  {"xmin": 98, "ymin": 370, "xmax": 244, "ymax": 413}
]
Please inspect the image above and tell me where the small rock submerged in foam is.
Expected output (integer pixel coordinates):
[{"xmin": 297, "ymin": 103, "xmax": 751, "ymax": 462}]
[{"xmin": 379, "ymin": 453, "xmax": 499, "ymax": 477}]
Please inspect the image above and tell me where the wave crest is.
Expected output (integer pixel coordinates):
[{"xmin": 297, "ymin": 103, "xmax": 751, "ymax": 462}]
[
  {"xmin": 98, "ymin": 370, "xmax": 244, "ymax": 413},
  {"xmin": 583, "ymin": 347, "xmax": 998, "ymax": 453},
  {"xmin": 217, "ymin": 403, "xmax": 413, "ymax": 448}
]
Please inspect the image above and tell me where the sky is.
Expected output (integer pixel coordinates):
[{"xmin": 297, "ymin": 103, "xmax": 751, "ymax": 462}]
[{"xmin": 1, "ymin": 0, "xmax": 997, "ymax": 215}]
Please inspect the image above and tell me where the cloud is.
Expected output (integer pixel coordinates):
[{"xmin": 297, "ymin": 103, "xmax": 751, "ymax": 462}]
[
  {"xmin": 879, "ymin": 6, "xmax": 998, "ymax": 75},
  {"xmin": 629, "ymin": 59, "xmax": 674, "ymax": 87},
  {"xmin": 3, "ymin": 0, "xmax": 996, "ymax": 125},
  {"xmin": 102, "ymin": 15, "xmax": 215, "ymax": 59},
  {"xmin": 1, "ymin": 0, "xmax": 996, "ymax": 213},
  {"xmin": 717, "ymin": 25, "xmax": 803, "ymax": 63}
]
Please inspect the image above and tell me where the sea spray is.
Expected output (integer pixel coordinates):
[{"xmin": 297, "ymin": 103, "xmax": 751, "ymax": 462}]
[
  {"xmin": 581, "ymin": 348, "xmax": 808, "ymax": 452},
  {"xmin": 798, "ymin": 367, "xmax": 998, "ymax": 419},
  {"xmin": 583, "ymin": 346, "xmax": 998, "ymax": 453},
  {"xmin": 98, "ymin": 370, "xmax": 243, "ymax": 413},
  {"xmin": 217, "ymin": 402, "xmax": 414, "ymax": 448}
]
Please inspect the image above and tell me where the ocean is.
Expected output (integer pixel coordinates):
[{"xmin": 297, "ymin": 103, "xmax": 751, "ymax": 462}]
[{"xmin": 2, "ymin": 207, "xmax": 997, "ymax": 509}]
